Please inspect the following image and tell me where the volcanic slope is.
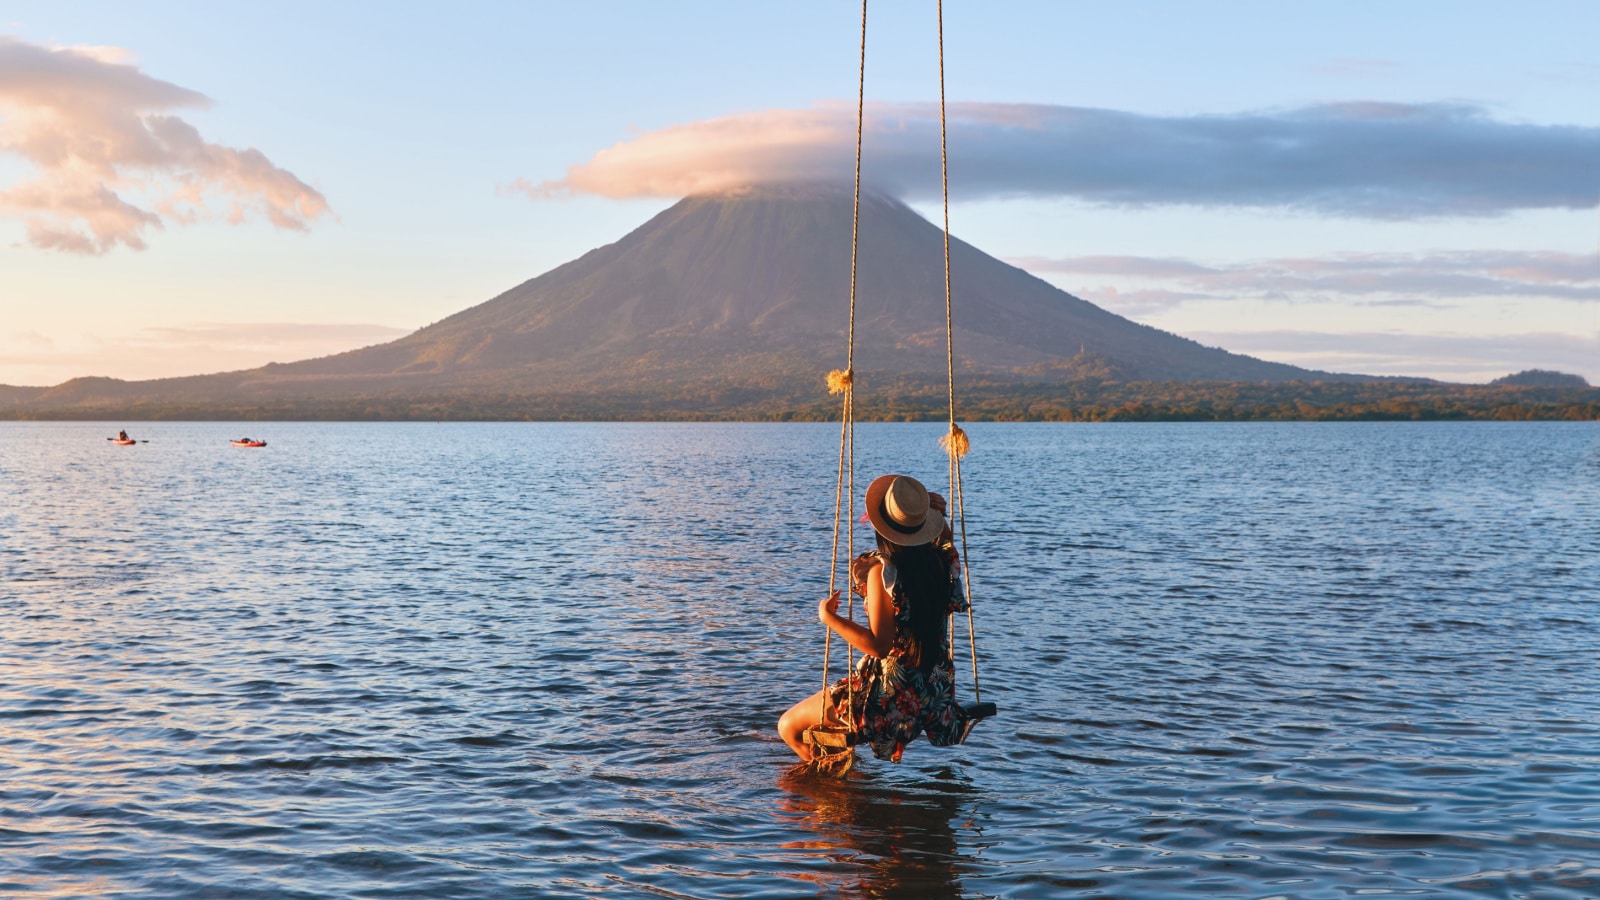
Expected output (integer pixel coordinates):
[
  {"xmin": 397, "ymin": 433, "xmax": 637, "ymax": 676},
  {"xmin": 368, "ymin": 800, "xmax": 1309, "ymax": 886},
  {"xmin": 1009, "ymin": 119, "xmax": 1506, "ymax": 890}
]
[
  {"xmin": 287, "ymin": 183, "xmax": 1329, "ymax": 389},
  {"xmin": 9, "ymin": 183, "xmax": 1358, "ymax": 414}
]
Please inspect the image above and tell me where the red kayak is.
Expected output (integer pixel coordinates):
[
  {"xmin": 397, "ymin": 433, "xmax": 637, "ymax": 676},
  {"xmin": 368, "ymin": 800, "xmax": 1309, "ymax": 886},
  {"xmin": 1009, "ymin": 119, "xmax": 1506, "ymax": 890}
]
[
  {"xmin": 230, "ymin": 439, "xmax": 267, "ymax": 448},
  {"xmin": 111, "ymin": 439, "xmax": 137, "ymax": 446}
]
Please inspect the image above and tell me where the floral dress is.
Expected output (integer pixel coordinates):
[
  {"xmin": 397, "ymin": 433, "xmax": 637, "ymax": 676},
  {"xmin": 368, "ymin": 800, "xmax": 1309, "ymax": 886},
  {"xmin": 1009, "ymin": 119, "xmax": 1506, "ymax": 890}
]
[{"xmin": 825, "ymin": 548, "xmax": 971, "ymax": 763}]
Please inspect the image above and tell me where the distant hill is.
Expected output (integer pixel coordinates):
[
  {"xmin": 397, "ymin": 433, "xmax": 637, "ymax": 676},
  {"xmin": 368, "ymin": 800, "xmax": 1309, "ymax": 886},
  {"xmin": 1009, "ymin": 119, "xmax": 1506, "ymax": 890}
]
[
  {"xmin": 4, "ymin": 183, "xmax": 1401, "ymax": 420},
  {"xmin": 0, "ymin": 384, "xmax": 46, "ymax": 407},
  {"xmin": 1489, "ymin": 369, "xmax": 1589, "ymax": 388}
]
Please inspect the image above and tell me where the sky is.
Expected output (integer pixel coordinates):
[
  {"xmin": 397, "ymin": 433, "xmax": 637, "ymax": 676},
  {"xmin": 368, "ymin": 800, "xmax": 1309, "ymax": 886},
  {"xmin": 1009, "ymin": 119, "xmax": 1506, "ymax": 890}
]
[{"xmin": 2, "ymin": 0, "xmax": 1597, "ymax": 387}]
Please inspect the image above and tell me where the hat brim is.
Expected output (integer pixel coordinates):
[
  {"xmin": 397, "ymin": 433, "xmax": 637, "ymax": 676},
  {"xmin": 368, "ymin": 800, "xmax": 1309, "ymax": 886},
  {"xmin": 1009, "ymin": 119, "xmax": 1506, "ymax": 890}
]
[{"xmin": 864, "ymin": 474, "xmax": 946, "ymax": 546}]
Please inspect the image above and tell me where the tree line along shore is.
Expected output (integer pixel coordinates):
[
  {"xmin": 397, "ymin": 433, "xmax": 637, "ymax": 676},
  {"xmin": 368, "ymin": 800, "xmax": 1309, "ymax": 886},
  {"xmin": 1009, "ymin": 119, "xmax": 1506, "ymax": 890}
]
[{"xmin": 2, "ymin": 380, "xmax": 1597, "ymax": 423}]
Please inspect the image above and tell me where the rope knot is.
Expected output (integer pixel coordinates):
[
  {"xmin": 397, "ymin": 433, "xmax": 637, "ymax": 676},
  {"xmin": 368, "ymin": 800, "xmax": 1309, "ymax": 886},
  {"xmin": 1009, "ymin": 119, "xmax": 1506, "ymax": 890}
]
[
  {"xmin": 939, "ymin": 423, "xmax": 970, "ymax": 459},
  {"xmin": 826, "ymin": 369, "xmax": 854, "ymax": 395}
]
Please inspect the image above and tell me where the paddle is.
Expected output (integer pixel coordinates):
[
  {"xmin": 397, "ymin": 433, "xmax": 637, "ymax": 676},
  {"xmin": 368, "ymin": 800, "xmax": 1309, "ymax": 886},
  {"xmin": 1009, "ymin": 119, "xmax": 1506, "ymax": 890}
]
[{"xmin": 105, "ymin": 437, "xmax": 150, "ymax": 443}]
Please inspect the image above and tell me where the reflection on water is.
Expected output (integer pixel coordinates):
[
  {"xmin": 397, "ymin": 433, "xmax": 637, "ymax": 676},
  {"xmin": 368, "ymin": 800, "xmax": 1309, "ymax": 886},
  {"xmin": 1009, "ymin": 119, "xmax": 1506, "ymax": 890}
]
[
  {"xmin": 777, "ymin": 767, "xmax": 976, "ymax": 899},
  {"xmin": 2, "ymin": 421, "xmax": 1598, "ymax": 898}
]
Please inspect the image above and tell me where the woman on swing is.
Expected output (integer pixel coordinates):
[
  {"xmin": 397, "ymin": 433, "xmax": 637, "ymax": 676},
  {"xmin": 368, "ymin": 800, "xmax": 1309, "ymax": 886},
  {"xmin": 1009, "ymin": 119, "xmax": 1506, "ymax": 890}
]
[{"xmin": 779, "ymin": 473, "xmax": 972, "ymax": 764}]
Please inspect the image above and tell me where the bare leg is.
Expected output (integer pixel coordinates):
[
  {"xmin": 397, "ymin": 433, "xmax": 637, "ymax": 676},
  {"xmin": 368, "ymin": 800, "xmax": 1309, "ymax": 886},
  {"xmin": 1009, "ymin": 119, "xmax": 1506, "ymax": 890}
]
[{"xmin": 778, "ymin": 688, "xmax": 840, "ymax": 762}]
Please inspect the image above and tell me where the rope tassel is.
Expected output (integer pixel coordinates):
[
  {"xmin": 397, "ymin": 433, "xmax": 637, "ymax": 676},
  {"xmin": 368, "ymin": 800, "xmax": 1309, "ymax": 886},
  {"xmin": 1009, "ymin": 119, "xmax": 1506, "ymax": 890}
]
[
  {"xmin": 939, "ymin": 423, "xmax": 969, "ymax": 459},
  {"xmin": 826, "ymin": 369, "xmax": 854, "ymax": 395}
]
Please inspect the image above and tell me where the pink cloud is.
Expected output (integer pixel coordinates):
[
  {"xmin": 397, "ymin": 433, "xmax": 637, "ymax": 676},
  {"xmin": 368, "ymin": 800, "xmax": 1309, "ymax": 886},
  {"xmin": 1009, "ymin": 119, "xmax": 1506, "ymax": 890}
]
[
  {"xmin": 512, "ymin": 105, "xmax": 861, "ymax": 200},
  {"xmin": 0, "ymin": 37, "xmax": 330, "ymax": 254},
  {"xmin": 140, "ymin": 322, "xmax": 409, "ymax": 348},
  {"xmin": 0, "ymin": 321, "xmax": 408, "ymax": 385}
]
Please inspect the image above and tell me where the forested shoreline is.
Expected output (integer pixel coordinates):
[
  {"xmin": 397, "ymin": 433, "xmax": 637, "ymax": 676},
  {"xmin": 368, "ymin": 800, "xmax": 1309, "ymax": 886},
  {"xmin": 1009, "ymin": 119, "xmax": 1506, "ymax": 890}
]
[{"xmin": 4, "ymin": 379, "xmax": 1597, "ymax": 422}]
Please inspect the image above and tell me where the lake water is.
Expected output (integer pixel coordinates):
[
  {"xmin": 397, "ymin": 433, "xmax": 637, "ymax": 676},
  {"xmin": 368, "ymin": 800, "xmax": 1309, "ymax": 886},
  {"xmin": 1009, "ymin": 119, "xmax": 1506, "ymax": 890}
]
[{"xmin": 2, "ymin": 421, "xmax": 1598, "ymax": 899}]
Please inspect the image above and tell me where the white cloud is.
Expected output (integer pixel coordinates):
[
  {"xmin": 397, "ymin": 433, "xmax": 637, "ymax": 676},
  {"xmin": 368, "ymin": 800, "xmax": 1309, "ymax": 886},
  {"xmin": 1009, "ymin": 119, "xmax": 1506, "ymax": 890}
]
[
  {"xmin": 0, "ymin": 36, "xmax": 330, "ymax": 254},
  {"xmin": 1074, "ymin": 286, "xmax": 1210, "ymax": 317},
  {"xmin": 524, "ymin": 101, "xmax": 1600, "ymax": 219},
  {"xmin": 1186, "ymin": 329, "xmax": 1600, "ymax": 384},
  {"xmin": 1013, "ymin": 249, "xmax": 1600, "ymax": 308}
]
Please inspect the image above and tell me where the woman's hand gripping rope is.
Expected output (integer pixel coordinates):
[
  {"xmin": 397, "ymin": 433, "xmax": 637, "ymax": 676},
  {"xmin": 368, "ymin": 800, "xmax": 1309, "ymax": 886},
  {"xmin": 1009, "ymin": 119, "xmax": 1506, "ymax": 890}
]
[{"xmin": 818, "ymin": 589, "xmax": 843, "ymax": 625}]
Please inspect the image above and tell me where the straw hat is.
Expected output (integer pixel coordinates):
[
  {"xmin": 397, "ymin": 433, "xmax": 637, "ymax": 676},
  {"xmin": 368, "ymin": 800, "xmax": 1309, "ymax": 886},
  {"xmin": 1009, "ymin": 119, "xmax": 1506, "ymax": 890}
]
[{"xmin": 865, "ymin": 474, "xmax": 945, "ymax": 546}]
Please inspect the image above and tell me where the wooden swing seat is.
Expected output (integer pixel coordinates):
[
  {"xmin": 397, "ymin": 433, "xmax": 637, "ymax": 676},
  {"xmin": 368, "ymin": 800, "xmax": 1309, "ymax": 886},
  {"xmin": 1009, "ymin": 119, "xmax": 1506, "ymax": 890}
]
[{"xmin": 803, "ymin": 725, "xmax": 859, "ymax": 749}]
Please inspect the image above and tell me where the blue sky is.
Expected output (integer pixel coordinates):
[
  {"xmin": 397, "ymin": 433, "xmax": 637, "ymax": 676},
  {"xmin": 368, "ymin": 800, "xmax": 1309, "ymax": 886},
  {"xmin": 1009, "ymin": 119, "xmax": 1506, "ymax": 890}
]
[{"xmin": 2, "ymin": 1, "xmax": 1597, "ymax": 385}]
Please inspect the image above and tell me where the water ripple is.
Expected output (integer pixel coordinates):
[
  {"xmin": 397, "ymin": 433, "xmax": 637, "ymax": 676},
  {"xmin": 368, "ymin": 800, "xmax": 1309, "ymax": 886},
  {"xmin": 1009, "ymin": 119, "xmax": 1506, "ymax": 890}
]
[{"xmin": 2, "ymin": 421, "xmax": 1598, "ymax": 897}]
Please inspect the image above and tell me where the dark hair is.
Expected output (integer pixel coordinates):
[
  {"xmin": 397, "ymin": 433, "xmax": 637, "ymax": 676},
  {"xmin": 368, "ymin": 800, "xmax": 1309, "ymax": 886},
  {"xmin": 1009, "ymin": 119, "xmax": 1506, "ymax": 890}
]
[{"xmin": 875, "ymin": 534, "xmax": 952, "ymax": 671}]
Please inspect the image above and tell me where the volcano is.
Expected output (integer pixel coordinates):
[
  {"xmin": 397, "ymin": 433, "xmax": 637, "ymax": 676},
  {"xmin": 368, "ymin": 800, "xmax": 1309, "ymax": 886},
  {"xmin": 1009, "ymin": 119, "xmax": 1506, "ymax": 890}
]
[
  {"xmin": 4, "ymin": 183, "xmax": 1361, "ymax": 418},
  {"xmin": 285, "ymin": 183, "xmax": 1327, "ymax": 384}
]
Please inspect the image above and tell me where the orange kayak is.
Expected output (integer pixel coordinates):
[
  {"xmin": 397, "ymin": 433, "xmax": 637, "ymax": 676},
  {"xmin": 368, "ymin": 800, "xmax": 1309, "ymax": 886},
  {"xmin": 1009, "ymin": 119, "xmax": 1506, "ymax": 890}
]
[
  {"xmin": 230, "ymin": 440, "xmax": 267, "ymax": 447},
  {"xmin": 111, "ymin": 439, "xmax": 137, "ymax": 445}
]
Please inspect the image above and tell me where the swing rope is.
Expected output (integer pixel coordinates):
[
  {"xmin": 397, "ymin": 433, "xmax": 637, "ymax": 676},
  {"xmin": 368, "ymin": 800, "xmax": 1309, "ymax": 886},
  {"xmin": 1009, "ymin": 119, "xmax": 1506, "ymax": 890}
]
[
  {"xmin": 933, "ymin": 0, "xmax": 982, "ymax": 704},
  {"xmin": 807, "ymin": 0, "xmax": 989, "ymax": 768},
  {"xmin": 815, "ymin": 0, "xmax": 870, "ymax": 756}
]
